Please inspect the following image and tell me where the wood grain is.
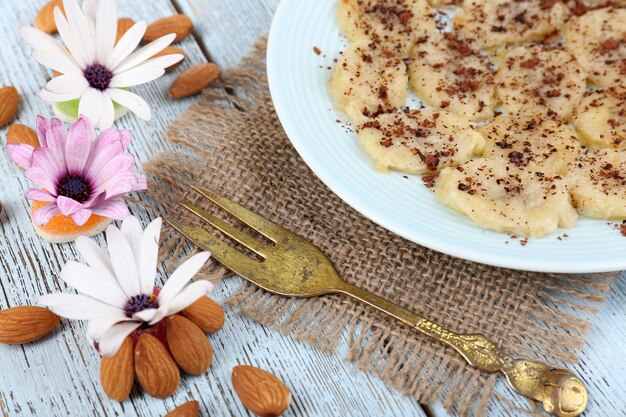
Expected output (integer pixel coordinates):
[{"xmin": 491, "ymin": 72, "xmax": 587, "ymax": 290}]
[{"xmin": 0, "ymin": 0, "xmax": 623, "ymax": 416}]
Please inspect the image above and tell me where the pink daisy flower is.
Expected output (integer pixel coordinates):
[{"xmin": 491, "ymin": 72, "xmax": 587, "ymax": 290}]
[{"xmin": 7, "ymin": 115, "xmax": 146, "ymax": 226}]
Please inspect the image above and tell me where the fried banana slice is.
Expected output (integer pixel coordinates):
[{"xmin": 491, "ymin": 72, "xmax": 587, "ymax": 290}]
[{"xmin": 357, "ymin": 109, "xmax": 485, "ymax": 174}]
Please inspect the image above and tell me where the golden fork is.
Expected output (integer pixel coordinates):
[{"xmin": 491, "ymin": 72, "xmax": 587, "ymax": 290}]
[{"xmin": 167, "ymin": 186, "xmax": 588, "ymax": 417}]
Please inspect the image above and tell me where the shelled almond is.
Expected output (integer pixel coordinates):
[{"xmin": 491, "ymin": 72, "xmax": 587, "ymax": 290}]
[
  {"xmin": 0, "ymin": 86, "xmax": 19, "ymax": 128},
  {"xmin": 232, "ymin": 365, "xmax": 291, "ymax": 417},
  {"xmin": 166, "ymin": 315, "xmax": 212, "ymax": 375},
  {"xmin": 134, "ymin": 333, "xmax": 180, "ymax": 398},
  {"xmin": 0, "ymin": 306, "xmax": 60, "ymax": 344},
  {"xmin": 181, "ymin": 295, "xmax": 224, "ymax": 333},
  {"xmin": 143, "ymin": 15, "xmax": 193, "ymax": 43},
  {"xmin": 35, "ymin": 0, "xmax": 64, "ymax": 34},
  {"xmin": 169, "ymin": 63, "xmax": 221, "ymax": 99},
  {"xmin": 164, "ymin": 400, "xmax": 199, "ymax": 417},
  {"xmin": 7, "ymin": 124, "xmax": 39, "ymax": 148},
  {"xmin": 100, "ymin": 337, "xmax": 134, "ymax": 401}
]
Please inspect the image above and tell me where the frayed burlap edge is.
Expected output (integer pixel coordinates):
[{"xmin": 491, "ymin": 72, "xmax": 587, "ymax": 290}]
[{"xmin": 141, "ymin": 37, "xmax": 616, "ymax": 417}]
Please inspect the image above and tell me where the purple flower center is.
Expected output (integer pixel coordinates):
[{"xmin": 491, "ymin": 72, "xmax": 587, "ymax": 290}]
[
  {"xmin": 84, "ymin": 63, "xmax": 113, "ymax": 91},
  {"xmin": 124, "ymin": 294, "xmax": 159, "ymax": 318},
  {"xmin": 57, "ymin": 175, "xmax": 91, "ymax": 203}
]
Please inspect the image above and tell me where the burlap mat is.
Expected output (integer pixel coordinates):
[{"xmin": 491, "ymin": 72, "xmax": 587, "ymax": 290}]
[{"xmin": 142, "ymin": 38, "xmax": 615, "ymax": 416}]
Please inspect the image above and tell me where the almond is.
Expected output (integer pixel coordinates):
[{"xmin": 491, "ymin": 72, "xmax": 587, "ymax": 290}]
[
  {"xmin": 0, "ymin": 86, "xmax": 19, "ymax": 128},
  {"xmin": 167, "ymin": 315, "xmax": 212, "ymax": 375},
  {"xmin": 152, "ymin": 46, "xmax": 185, "ymax": 72},
  {"xmin": 165, "ymin": 400, "xmax": 199, "ymax": 417},
  {"xmin": 143, "ymin": 15, "xmax": 193, "ymax": 44},
  {"xmin": 35, "ymin": 0, "xmax": 65, "ymax": 34},
  {"xmin": 181, "ymin": 296, "xmax": 224, "ymax": 333},
  {"xmin": 100, "ymin": 337, "xmax": 134, "ymax": 401},
  {"xmin": 0, "ymin": 306, "xmax": 60, "ymax": 344},
  {"xmin": 135, "ymin": 333, "xmax": 180, "ymax": 398},
  {"xmin": 116, "ymin": 17, "xmax": 136, "ymax": 44},
  {"xmin": 232, "ymin": 365, "xmax": 291, "ymax": 417},
  {"xmin": 7, "ymin": 124, "xmax": 40, "ymax": 148},
  {"xmin": 169, "ymin": 63, "xmax": 221, "ymax": 99}
]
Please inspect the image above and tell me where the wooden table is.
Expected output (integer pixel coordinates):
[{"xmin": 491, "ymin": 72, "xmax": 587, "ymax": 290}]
[{"xmin": 0, "ymin": 0, "xmax": 624, "ymax": 416}]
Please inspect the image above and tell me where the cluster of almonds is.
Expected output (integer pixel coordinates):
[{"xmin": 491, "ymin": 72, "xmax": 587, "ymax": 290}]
[
  {"xmin": 0, "ymin": 298, "xmax": 291, "ymax": 417},
  {"xmin": 99, "ymin": 295, "xmax": 225, "ymax": 401},
  {"xmin": 34, "ymin": 0, "xmax": 221, "ymax": 99}
]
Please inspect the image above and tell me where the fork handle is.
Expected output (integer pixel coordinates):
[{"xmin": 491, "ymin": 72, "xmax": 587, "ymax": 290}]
[
  {"xmin": 334, "ymin": 281, "xmax": 504, "ymax": 371},
  {"xmin": 334, "ymin": 282, "xmax": 588, "ymax": 417}
]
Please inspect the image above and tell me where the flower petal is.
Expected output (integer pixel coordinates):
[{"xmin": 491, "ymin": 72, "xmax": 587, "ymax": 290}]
[
  {"xmin": 62, "ymin": 0, "xmax": 95, "ymax": 64},
  {"xmin": 106, "ymin": 88, "xmax": 151, "ymax": 121},
  {"xmin": 109, "ymin": 65, "xmax": 164, "ymax": 88},
  {"xmin": 91, "ymin": 172, "xmax": 141, "ymax": 198},
  {"xmin": 106, "ymin": 21, "xmax": 147, "ymax": 70},
  {"xmin": 112, "ymin": 33, "xmax": 175, "ymax": 73},
  {"xmin": 56, "ymin": 196, "xmax": 83, "ymax": 216},
  {"xmin": 77, "ymin": 89, "xmax": 104, "ymax": 130},
  {"xmin": 120, "ymin": 215, "xmax": 143, "ymax": 267},
  {"xmin": 97, "ymin": 91, "xmax": 115, "ymax": 130},
  {"xmin": 32, "ymin": 204, "xmax": 60, "ymax": 226},
  {"xmin": 32, "ymin": 147, "xmax": 65, "ymax": 182},
  {"xmin": 45, "ymin": 117, "xmax": 68, "ymax": 154},
  {"xmin": 90, "ymin": 199, "xmax": 130, "ymax": 220},
  {"xmin": 151, "ymin": 280, "xmax": 214, "ymax": 324},
  {"xmin": 75, "ymin": 235, "xmax": 116, "ymax": 278},
  {"xmin": 86, "ymin": 316, "xmax": 135, "ymax": 348},
  {"xmin": 54, "ymin": 5, "xmax": 87, "ymax": 68},
  {"xmin": 25, "ymin": 167, "xmax": 57, "ymax": 192},
  {"xmin": 84, "ymin": 131, "xmax": 129, "ymax": 180},
  {"xmin": 139, "ymin": 218, "xmax": 162, "ymax": 293},
  {"xmin": 46, "ymin": 74, "xmax": 88, "ymax": 94},
  {"xmin": 106, "ymin": 223, "xmax": 140, "ymax": 297},
  {"xmin": 95, "ymin": 0, "xmax": 116, "ymax": 63},
  {"xmin": 132, "ymin": 173, "xmax": 148, "ymax": 192},
  {"xmin": 90, "ymin": 153, "xmax": 135, "ymax": 189},
  {"xmin": 36, "ymin": 115, "xmax": 49, "ymax": 147},
  {"xmin": 132, "ymin": 308, "xmax": 158, "ymax": 322},
  {"xmin": 142, "ymin": 54, "xmax": 184, "ymax": 72},
  {"xmin": 39, "ymin": 293, "xmax": 125, "ymax": 320},
  {"xmin": 71, "ymin": 208, "xmax": 93, "ymax": 226},
  {"xmin": 20, "ymin": 26, "xmax": 82, "ymax": 75},
  {"xmin": 158, "ymin": 252, "xmax": 211, "ymax": 305},
  {"xmin": 40, "ymin": 87, "xmax": 84, "ymax": 103},
  {"xmin": 60, "ymin": 261, "xmax": 128, "ymax": 307},
  {"xmin": 65, "ymin": 115, "xmax": 95, "ymax": 174},
  {"xmin": 7, "ymin": 143, "xmax": 35, "ymax": 169},
  {"xmin": 26, "ymin": 188, "xmax": 57, "ymax": 202},
  {"xmin": 82, "ymin": 0, "xmax": 97, "ymax": 19},
  {"xmin": 98, "ymin": 322, "xmax": 142, "ymax": 357}
]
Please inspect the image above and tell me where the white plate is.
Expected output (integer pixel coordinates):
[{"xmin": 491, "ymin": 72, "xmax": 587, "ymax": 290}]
[{"xmin": 266, "ymin": 0, "xmax": 626, "ymax": 273}]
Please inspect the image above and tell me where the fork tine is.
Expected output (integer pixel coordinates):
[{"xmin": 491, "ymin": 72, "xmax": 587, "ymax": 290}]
[
  {"xmin": 191, "ymin": 186, "xmax": 284, "ymax": 242},
  {"xmin": 179, "ymin": 200, "xmax": 269, "ymax": 257},
  {"xmin": 164, "ymin": 216, "xmax": 262, "ymax": 278}
]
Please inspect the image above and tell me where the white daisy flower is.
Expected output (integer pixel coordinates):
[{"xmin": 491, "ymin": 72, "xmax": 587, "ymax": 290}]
[
  {"xmin": 39, "ymin": 216, "xmax": 214, "ymax": 356},
  {"xmin": 21, "ymin": 0, "xmax": 184, "ymax": 129}
]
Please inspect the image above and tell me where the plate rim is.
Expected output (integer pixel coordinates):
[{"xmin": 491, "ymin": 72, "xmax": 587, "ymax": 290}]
[{"xmin": 266, "ymin": 0, "xmax": 626, "ymax": 274}]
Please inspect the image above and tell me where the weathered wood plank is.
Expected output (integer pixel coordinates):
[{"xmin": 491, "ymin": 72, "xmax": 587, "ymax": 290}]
[
  {"xmin": 0, "ymin": 0, "xmax": 429, "ymax": 416},
  {"xmin": 176, "ymin": 0, "xmax": 626, "ymax": 416},
  {"xmin": 174, "ymin": 0, "xmax": 279, "ymax": 69}
]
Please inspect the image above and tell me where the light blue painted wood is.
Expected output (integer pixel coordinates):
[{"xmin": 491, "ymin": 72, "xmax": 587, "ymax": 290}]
[{"xmin": 0, "ymin": 0, "xmax": 622, "ymax": 415}]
